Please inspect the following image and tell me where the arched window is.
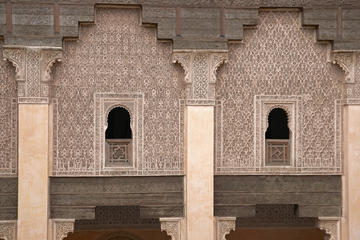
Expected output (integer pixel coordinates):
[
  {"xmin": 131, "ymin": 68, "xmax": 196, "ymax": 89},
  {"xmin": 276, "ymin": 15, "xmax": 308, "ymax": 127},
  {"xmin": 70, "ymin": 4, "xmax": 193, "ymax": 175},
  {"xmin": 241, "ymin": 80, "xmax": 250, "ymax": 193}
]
[
  {"xmin": 106, "ymin": 107, "xmax": 132, "ymax": 139},
  {"xmin": 105, "ymin": 107, "xmax": 132, "ymax": 167},
  {"xmin": 265, "ymin": 108, "xmax": 290, "ymax": 166}
]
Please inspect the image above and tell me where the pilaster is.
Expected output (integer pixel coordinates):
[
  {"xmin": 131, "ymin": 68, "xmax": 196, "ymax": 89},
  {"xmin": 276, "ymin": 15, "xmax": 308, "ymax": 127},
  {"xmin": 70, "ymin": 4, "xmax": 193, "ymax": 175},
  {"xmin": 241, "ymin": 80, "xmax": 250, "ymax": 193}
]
[
  {"xmin": 174, "ymin": 51, "xmax": 227, "ymax": 240},
  {"xmin": 2, "ymin": 47, "xmax": 62, "ymax": 240}
]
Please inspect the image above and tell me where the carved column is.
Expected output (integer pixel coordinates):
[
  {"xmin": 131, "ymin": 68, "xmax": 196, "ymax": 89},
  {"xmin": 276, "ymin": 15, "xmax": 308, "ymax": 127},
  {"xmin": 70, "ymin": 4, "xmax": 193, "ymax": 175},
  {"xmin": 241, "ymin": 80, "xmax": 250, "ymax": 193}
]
[
  {"xmin": 173, "ymin": 51, "xmax": 227, "ymax": 240},
  {"xmin": 215, "ymin": 217, "xmax": 236, "ymax": 240},
  {"xmin": 49, "ymin": 219, "xmax": 75, "ymax": 240},
  {"xmin": 317, "ymin": 217, "xmax": 340, "ymax": 240},
  {"xmin": 160, "ymin": 218, "xmax": 183, "ymax": 240},
  {"xmin": 3, "ymin": 47, "xmax": 62, "ymax": 240},
  {"xmin": 0, "ymin": 221, "xmax": 17, "ymax": 240},
  {"xmin": 332, "ymin": 52, "xmax": 360, "ymax": 240}
]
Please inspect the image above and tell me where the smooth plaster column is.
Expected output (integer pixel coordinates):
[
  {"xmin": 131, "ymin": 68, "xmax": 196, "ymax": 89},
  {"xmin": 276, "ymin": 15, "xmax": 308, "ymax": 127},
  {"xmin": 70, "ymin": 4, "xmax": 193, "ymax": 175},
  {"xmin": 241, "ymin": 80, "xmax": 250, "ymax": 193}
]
[
  {"xmin": 343, "ymin": 105, "xmax": 360, "ymax": 240},
  {"xmin": 3, "ymin": 47, "xmax": 62, "ymax": 240},
  {"xmin": 18, "ymin": 104, "xmax": 50, "ymax": 240},
  {"xmin": 185, "ymin": 106, "xmax": 214, "ymax": 240},
  {"xmin": 173, "ymin": 51, "xmax": 227, "ymax": 240}
]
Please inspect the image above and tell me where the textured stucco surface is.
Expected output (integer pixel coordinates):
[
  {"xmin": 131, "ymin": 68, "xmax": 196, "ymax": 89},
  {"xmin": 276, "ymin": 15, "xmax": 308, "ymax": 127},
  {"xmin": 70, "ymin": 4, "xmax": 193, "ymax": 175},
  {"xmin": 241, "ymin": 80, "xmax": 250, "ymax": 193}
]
[
  {"xmin": 52, "ymin": 8, "xmax": 185, "ymax": 176},
  {"xmin": 215, "ymin": 10, "xmax": 344, "ymax": 174}
]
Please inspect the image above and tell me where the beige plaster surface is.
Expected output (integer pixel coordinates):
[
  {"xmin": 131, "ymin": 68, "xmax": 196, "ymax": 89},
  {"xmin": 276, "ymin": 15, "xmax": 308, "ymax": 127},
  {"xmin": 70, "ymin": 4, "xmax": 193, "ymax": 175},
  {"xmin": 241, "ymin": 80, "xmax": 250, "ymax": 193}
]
[
  {"xmin": 185, "ymin": 106, "xmax": 214, "ymax": 240},
  {"xmin": 343, "ymin": 105, "xmax": 360, "ymax": 240},
  {"xmin": 18, "ymin": 104, "xmax": 49, "ymax": 240}
]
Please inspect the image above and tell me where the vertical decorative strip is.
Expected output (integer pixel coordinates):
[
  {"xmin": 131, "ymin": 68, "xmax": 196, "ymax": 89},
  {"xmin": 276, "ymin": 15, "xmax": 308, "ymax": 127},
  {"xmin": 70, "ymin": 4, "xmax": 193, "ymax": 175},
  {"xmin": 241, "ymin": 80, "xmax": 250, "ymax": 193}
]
[
  {"xmin": 54, "ymin": 3, "xmax": 60, "ymax": 33},
  {"xmin": 337, "ymin": 7, "xmax": 342, "ymax": 40},
  {"xmin": 220, "ymin": 8, "xmax": 225, "ymax": 37},
  {"xmin": 176, "ymin": 7, "xmax": 182, "ymax": 36},
  {"xmin": 6, "ymin": 2, "xmax": 11, "ymax": 33}
]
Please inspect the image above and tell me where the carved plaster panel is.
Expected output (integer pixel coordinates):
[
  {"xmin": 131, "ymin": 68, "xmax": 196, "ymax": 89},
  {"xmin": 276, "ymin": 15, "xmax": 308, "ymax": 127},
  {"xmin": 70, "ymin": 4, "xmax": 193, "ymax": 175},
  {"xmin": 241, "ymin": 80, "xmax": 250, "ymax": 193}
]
[
  {"xmin": 3, "ymin": 47, "xmax": 62, "ymax": 104},
  {"xmin": 160, "ymin": 217, "xmax": 183, "ymax": 240},
  {"xmin": 317, "ymin": 217, "xmax": 340, "ymax": 240},
  {"xmin": 332, "ymin": 52, "xmax": 360, "ymax": 99},
  {"xmin": 50, "ymin": 219, "xmax": 75, "ymax": 240},
  {"xmin": 332, "ymin": 52, "xmax": 356, "ymax": 84},
  {"xmin": 173, "ymin": 51, "xmax": 227, "ymax": 103},
  {"xmin": 0, "ymin": 221, "xmax": 16, "ymax": 240},
  {"xmin": 216, "ymin": 217, "xmax": 236, "ymax": 240},
  {"xmin": 215, "ymin": 10, "xmax": 344, "ymax": 174},
  {"xmin": 0, "ymin": 44, "xmax": 17, "ymax": 177},
  {"xmin": 52, "ymin": 8, "xmax": 185, "ymax": 176}
]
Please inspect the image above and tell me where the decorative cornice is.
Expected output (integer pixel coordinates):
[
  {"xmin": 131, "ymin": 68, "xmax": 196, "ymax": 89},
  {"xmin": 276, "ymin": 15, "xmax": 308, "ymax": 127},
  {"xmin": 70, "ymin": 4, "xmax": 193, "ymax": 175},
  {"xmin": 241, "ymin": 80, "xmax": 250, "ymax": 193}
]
[
  {"xmin": 332, "ymin": 52, "xmax": 356, "ymax": 84},
  {"xmin": 215, "ymin": 217, "xmax": 236, "ymax": 240},
  {"xmin": 317, "ymin": 217, "xmax": 340, "ymax": 240},
  {"xmin": 0, "ymin": 220, "xmax": 17, "ymax": 240},
  {"xmin": 160, "ymin": 217, "xmax": 183, "ymax": 240}
]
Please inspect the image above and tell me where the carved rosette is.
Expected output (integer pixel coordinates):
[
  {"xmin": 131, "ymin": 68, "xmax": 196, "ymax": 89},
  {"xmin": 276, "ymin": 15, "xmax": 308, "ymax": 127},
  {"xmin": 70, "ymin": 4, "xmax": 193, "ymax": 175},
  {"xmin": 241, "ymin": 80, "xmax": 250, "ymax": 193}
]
[
  {"xmin": 332, "ymin": 52, "xmax": 356, "ymax": 84},
  {"xmin": 216, "ymin": 217, "xmax": 236, "ymax": 240},
  {"xmin": 160, "ymin": 217, "xmax": 183, "ymax": 240},
  {"xmin": 173, "ymin": 52, "xmax": 227, "ymax": 104},
  {"xmin": 317, "ymin": 217, "xmax": 340, "ymax": 240},
  {"xmin": 2, "ymin": 47, "xmax": 62, "ymax": 103},
  {"xmin": 51, "ymin": 219, "xmax": 75, "ymax": 240},
  {"xmin": 0, "ymin": 221, "xmax": 17, "ymax": 240}
]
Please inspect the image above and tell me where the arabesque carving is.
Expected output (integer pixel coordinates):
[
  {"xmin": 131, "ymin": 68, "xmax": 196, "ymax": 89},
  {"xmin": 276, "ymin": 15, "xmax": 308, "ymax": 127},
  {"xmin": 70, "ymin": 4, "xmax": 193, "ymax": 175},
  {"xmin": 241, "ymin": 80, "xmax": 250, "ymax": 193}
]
[
  {"xmin": 216, "ymin": 217, "xmax": 236, "ymax": 240},
  {"xmin": 52, "ymin": 8, "xmax": 184, "ymax": 176},
  {"xmin": 173, "ymin": 51, "xmax": 227, "ymax": 102},
  {"xmin": 332, "ymin": 52, "xmax": 356, "ymax": 84},
  {"xmin": 0, "ymin": 44, "xmax": 17, "ymax": 177},
  {"xmin": 3, "ymin": 47, "xmax": 62, "ymax": 103},
  {"xmin": 215, "ymin": 10, "xmax": 344, "ymax": 174},
  {"xmin": 317, "ymin": 217, "xmax": 340, "ymax": 240},
  {"xmin": 51, "ymin": 219, "xmax": 75, "ymax": 240},
  {"xmin": 160, "ymin": 217, "xmax": 183, "ymax": 240},
  {"xmin": 0, "ymin": 221, "xmax": 17, "ymax": 240}
]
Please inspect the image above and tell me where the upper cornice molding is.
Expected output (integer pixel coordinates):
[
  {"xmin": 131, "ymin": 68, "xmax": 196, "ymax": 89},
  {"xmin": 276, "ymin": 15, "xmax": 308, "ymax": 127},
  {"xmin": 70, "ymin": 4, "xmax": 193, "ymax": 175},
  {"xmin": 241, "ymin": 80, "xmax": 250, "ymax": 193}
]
[{"xmin": 1, "ymin": 1, "xmax": 360, "ymax": 51}]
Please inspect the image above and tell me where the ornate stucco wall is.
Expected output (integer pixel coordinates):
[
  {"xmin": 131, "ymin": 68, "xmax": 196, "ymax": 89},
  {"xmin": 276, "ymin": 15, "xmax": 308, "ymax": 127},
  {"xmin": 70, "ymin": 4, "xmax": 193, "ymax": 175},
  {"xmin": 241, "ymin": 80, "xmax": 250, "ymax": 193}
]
[
  {"xmin": 0, "ymin": 43, "xmax": 17, "ymax": 177},
  {"xmin": 215, "ymin": 10, "xmax": 345, "ymax": 174},
  {"xmin": 52, "ymin": 8, "xmax": 185, "ymax": 176}
]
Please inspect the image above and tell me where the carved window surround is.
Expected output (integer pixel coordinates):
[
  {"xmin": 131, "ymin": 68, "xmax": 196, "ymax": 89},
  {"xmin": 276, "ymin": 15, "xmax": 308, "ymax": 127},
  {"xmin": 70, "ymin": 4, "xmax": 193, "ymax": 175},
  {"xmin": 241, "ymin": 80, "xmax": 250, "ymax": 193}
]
[
  {"xmin": 317, "ymin": 217, "xmax": 340, "ymax": 240},
  {"xmin": 95, "ymin": 92, "xmax": 143, "ymax": 174},
  {"xmin": 255, "ymin": 95, "xmax": 302, "ymax": 171},
  {"xmin": 49, "ymin": 219, "xmax": 75, "ymax": 240},
  {"xmin": 215, "ymin": 217, "xmax": 236, "ymax": 240},
  {"xmin": 160, "ymin": 217, "xmax": 184, "ymax": 240},
  {"xmin": 2, "ymin": 47, "xmax": 62, "ymax": 104},
  {"xmin": 0, "ymin": 221, "xmax": 16, "ymax": 240},
  {"xmin": 172, "ymin": 51, "xmax": 227, "ymax": 104}
]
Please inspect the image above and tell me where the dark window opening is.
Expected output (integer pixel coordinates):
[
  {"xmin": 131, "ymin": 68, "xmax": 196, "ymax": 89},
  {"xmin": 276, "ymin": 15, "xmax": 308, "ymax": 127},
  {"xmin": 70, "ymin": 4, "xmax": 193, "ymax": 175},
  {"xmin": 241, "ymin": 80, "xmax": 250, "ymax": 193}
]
[
  {"xmin": 106, "ymin": 107, "xmax": 132, "ymax": 139},
  {"xmin": 265, "ymin": 108, "xmax": 290, "ymax": 139}
]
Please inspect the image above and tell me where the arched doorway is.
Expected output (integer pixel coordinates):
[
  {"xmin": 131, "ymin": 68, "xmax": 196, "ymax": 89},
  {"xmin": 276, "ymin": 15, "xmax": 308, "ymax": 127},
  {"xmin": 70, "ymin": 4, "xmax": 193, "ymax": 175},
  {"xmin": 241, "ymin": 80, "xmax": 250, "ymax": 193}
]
[
  {"xmin": 226, "ymin": 205, "xmax": 326, "ymax": 240},
  {"xmin": 63, "ymin": 206, "xmax": 170, "ymax": 240}
]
